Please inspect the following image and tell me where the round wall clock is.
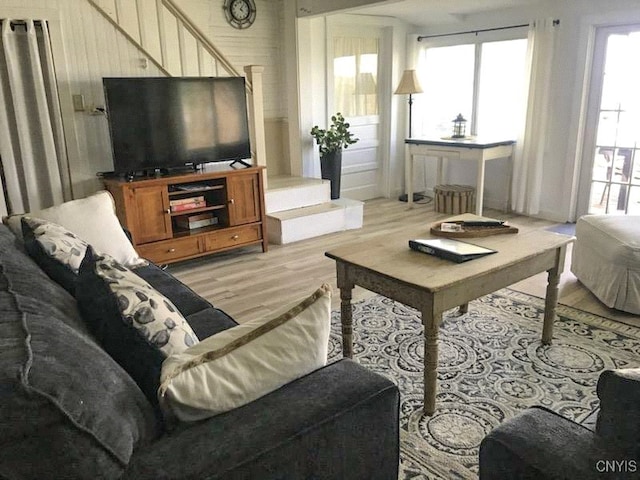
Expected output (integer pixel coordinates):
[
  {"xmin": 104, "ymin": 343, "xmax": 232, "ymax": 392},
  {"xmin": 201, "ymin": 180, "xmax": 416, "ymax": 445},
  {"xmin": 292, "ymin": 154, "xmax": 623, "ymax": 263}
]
[{"xmin": 223, "ymin": 0, "xmax": 257, "ymax": 30}]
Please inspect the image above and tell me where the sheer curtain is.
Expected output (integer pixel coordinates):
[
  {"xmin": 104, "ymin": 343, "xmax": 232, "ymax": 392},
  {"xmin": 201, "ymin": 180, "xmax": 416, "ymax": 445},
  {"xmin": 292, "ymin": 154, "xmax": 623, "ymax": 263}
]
[
  {"xmin": 511, "ymin": 19, "xmax": 558, "ymax": 215},
  {"xmin": 0, "ymin": 19, "xmax": 71, "ymax": 217}
]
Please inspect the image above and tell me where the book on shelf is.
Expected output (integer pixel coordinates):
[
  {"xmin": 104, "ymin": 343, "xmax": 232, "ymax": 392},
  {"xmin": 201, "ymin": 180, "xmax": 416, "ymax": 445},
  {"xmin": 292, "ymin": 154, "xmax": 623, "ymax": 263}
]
[
  {"xmin": 408, "ymin": 238, "xmax": 497, "ymax": 263},
  {"xmin": 174, "ymin": 183, "xmax": 215, "ymax": 192},
  {"xmin": 170, "ymin": 199, "xmax": 206, "ymax": 212},
  {"xmin": 169, "ymin": 195, "xmax": 205, "ymax": 207},
  {"xmin": 175, "ymin": 212, "xmax": 217, "ymax": 230}
]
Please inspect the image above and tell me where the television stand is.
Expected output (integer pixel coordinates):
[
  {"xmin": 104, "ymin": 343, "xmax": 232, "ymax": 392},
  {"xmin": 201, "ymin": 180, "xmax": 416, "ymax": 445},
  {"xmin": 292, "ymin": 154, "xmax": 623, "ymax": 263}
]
[
  {"xmin": 230, "ymin": 158, "xmax": 252, "ymax": 169},
  {"xmin": 103, "ymin": 166, "xmax": 268, "ymax": 264}
]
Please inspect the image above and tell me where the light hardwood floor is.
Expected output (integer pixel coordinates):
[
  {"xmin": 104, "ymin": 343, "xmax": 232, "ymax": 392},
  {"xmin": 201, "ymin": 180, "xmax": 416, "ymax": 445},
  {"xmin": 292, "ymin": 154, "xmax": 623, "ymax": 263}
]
[{"xmin": 168, "ymin": 197, "xmax": 640, "ymax": 328}]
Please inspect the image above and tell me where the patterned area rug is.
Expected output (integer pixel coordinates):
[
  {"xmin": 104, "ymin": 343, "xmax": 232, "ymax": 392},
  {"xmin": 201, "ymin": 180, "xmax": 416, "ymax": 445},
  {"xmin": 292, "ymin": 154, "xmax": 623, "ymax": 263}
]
[{"xmin": 327, "ymin": 289, "xmax": 640, "ymax": 479}]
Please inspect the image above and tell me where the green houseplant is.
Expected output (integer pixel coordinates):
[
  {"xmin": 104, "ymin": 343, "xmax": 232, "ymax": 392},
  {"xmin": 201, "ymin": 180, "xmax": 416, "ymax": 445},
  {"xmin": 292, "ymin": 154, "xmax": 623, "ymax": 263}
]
[{"xmin": 310, "ymin": 113, "xmax": 358, "ymax": 199}]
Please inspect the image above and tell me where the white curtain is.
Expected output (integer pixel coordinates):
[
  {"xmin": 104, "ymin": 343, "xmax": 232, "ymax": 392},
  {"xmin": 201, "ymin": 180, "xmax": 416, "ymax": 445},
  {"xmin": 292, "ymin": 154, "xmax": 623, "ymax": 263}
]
[
  {"xmin": 0, "ymin": 19, "xmax": 71, "ymax": 217},
  {"xmin": 511, "ymin": 19, "xmax": 558, "ymax": 215}
]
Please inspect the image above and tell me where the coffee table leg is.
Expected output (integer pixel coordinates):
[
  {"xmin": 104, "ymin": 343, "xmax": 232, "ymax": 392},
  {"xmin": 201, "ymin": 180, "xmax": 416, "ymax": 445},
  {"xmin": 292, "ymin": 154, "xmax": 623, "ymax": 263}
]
[
  {"xmin": 423, "ymin": 310, "xmax": 441, "ymax": 415},
  {"xmin": 458, "ymin": 302, "xmax": 469, "ymax": 314},
  {"xmin": 335, "ymin": 263, "xmax": 355, "ymax": 358},
  {"xmin": 542, "ymin": 246, "xmax": 566, "ymax": 345},
  {"xmin": 340, "ymin": 287, "xmax": 354, "ymax": 358}
]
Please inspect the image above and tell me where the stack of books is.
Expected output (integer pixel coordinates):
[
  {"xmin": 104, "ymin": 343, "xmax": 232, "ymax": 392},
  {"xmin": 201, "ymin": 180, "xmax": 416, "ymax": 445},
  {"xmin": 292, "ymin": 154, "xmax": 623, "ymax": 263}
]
[
  {"xmin": 170, "ymin": 196, "xmax": 206, "ymax": 212},
  {"xmin": 175, "ymin": 212, "xmax": 217, "ymax": 230}
]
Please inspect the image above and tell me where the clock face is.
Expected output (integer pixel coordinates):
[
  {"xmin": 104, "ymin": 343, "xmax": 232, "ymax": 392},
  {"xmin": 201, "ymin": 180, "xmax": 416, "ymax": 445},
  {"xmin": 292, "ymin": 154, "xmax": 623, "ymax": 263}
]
[
  {"xmin": 231, "ymin": 0, "xmax": 249, "ymax": 20},
  {"xmin": 224, "ymin": 0, "xmax": 256, "ymax": 29}
]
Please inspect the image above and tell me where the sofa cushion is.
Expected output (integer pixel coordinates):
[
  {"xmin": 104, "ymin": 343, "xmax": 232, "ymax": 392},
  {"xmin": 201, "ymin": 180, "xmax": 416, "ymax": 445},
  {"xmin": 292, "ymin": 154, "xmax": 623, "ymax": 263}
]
[
  {"xmin": 125, "ymin": 359, "xmax": 400, "ymax": 480},
  {"xmin": 21, "ymin": 216, "xmax": 88, "ymax": 294},
  {"xmin": 5, "ymin": 190, "xmax": 146, "ymax": 268},
  {"xmin": 0, "ymin": 225, "xmax": 158, "ymax": 479},
  {"xmin": 76, "ymin": 247, "xmax": 198, "ymax": 406},
  {"xmin": 185, "ymin": 307, "xmax": 239, "ymax": 340},
  {"xmin": 133, "ymin": 263, "xmax": 213, "ymax": 318},
  {"xmin": 159, "ymin": 284, "xmax": 332, "ymax": 421}
]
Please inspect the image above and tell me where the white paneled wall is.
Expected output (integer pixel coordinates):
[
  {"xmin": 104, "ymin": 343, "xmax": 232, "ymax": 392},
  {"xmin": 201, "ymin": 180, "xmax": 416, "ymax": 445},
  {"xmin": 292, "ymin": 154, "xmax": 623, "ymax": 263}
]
[{"xmin": 0, "ymin": 0, "xmax": 287, "ymax": 198}]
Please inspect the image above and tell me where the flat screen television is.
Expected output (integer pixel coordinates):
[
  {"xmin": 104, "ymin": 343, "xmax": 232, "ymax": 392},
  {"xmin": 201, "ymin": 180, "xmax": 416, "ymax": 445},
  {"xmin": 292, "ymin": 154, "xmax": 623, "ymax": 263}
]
[{"xmin": 103, "ymin": 76, "xmax": 251, "ymax": 175}]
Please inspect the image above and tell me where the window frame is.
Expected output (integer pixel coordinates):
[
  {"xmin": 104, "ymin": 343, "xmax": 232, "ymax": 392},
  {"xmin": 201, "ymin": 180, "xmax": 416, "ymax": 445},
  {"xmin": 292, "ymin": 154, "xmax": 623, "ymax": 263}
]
[{"xmin": 416, "ymin": 27, "xmax": 528, "ymax": 136}]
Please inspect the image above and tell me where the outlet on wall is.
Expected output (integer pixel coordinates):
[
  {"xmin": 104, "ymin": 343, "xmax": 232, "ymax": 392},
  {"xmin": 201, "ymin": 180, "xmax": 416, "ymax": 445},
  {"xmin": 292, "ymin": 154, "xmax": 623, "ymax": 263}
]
[{"xmin": 72, "ymin": 94, "xmax": 85, "ymax": 112}]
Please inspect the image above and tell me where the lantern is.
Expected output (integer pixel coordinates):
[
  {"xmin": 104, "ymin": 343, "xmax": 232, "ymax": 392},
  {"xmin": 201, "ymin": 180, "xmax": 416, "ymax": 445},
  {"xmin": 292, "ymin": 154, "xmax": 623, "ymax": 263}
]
[{"xmin": 452, "ymin": 113, "xmax": 467, "ymax": 138}]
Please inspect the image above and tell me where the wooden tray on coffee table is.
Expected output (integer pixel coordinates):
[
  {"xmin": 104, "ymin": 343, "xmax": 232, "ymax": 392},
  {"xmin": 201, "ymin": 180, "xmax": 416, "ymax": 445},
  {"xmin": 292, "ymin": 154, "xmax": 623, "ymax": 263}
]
[{"xmin": 430, "ymin": 213, "xmax": 519, "ymax": 238}]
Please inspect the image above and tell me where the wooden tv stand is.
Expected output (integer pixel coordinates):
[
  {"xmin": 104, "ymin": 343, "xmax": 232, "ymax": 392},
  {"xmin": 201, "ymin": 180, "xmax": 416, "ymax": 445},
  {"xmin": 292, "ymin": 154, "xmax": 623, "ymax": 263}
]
[{"xmin": 104, "ymin": 165, "xmax": 267, "ymax": 264}]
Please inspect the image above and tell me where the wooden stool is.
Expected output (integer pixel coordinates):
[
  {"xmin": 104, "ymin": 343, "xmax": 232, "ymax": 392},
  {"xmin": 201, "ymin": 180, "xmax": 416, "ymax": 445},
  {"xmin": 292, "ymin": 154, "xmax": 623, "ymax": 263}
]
[{"xmin": 434, "ymin": 185, "xmax": 475, "ymax": 214}]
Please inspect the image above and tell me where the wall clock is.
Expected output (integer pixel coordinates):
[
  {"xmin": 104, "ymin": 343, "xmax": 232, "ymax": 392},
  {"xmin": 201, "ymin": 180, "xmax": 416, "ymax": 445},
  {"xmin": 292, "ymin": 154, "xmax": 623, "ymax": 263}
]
[{"xmin": 223, "ymin": 0, "xmax": 257, "ymax": 30}]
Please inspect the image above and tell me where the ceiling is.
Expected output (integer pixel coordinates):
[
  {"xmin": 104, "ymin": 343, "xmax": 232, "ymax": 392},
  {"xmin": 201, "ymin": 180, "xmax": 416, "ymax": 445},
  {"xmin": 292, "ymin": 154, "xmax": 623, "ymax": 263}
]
[{"xmin": 350, "ymin": 0, "xmax": 546, "ymax": 27}]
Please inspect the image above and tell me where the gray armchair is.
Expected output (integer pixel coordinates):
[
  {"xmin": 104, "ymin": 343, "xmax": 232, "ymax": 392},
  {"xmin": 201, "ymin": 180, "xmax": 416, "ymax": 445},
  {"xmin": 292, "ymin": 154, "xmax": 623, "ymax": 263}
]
[{"xmin": 479, "ymin": 368, "xmax": 640, "ymax": 479}]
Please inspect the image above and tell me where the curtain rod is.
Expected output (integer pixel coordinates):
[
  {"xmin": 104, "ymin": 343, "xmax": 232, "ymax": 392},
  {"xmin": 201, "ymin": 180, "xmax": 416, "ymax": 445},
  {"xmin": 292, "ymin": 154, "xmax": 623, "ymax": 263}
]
[
  {"xmin": 418, "ymin": 22, "xmax": 535, "ymax": 41},
  {"xmin": 1, "ymin": 20, "xmax": 45, "ymax": 27}
]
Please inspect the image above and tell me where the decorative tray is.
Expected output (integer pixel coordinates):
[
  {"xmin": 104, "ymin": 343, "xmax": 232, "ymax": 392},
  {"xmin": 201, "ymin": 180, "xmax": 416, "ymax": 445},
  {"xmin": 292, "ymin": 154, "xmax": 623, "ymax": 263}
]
[{"xmin": 430, "ymin": 221, "xmax": 519, "ymax": 238}]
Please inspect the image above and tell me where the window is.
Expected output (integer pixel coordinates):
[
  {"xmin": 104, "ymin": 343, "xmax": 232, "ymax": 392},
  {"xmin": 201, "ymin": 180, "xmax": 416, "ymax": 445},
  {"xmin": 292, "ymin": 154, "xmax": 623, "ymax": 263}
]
[
  {"xmin": 333, "ymin": 36, "xmax": 379, "ymax": 117},
  {"xmin": 415, "ymin": 37, "xmax": 528, "ymax": 138}
]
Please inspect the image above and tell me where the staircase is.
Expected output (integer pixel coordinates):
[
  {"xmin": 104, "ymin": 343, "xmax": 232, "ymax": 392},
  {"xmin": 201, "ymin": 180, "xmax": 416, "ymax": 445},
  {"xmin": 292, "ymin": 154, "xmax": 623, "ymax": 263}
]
[
  {"xmin": 87, "ymin": 0, "xmax": 240, "ymax": 77},
  {"xmin": 87, "ymin": 0, "xmax": 364, "ymax": 245},
  {"xmin": 265, "ymin": 176, "xmax": 363, "ymax": 245}
]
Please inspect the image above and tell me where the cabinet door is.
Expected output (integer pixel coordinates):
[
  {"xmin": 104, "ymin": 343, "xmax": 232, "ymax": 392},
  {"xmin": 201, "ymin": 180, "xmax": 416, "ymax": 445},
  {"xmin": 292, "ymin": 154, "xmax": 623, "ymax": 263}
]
[
  {"xmin": 129, "ymin": 185, "xmax": 172, "ymax": 244},
  {"xmin": 227, "ymin": 173, "xmax": 260, "ymax": 226}
]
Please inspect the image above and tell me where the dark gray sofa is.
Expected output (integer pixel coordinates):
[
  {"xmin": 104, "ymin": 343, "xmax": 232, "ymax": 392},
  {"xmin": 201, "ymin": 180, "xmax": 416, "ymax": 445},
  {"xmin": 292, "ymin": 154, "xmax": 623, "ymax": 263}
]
[
  {"xmin": 0, "ymin": 224, "xmax": 400, "ymax": 479},
  {"xmin": 479, "ymin": 369, "xmax": 640, "ymax": 479}
]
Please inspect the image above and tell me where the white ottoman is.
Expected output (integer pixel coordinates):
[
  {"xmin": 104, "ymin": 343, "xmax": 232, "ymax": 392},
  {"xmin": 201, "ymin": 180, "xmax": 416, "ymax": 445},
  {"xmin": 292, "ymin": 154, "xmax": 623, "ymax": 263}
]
[{"xmin": 571, "ymin": 215, "xmax": 640, "ymax": 314}]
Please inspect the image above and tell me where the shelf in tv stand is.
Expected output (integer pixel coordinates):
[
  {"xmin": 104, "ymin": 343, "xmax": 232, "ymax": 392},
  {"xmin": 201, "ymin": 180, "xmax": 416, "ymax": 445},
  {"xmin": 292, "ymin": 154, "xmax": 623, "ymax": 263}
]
[
  {"xmin": 168, "ymin": 184, "xmax": 225, "ymax": 196},
  {"xmin": 169, "ymin": 204, "xmax": 226, "ymax": 217}
]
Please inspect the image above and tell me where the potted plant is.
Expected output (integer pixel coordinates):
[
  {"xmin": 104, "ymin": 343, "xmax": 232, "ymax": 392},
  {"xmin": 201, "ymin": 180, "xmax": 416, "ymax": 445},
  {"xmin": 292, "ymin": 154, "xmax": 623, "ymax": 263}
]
[{"xmin": 310, "ymin": 113, "xmax": 358, "ymax": 199}]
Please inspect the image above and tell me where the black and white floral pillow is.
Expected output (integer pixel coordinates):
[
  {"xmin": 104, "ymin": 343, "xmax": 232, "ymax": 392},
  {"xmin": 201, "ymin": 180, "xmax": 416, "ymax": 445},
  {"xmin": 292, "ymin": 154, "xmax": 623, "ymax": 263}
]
[
  {"xmin": 22, "ymin": 216, "xmax": 88, "ymax": 273},
  {"xmin": 93, "ymin": 253, "xmax": 199, "ymax": 353}
]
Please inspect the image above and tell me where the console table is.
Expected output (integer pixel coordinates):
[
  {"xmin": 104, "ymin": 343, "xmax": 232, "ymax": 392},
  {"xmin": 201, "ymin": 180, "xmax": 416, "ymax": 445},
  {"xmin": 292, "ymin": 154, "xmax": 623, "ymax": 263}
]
[{"xmin": 405, "ymin": 138, "xmax": 515, "ymax": 215}]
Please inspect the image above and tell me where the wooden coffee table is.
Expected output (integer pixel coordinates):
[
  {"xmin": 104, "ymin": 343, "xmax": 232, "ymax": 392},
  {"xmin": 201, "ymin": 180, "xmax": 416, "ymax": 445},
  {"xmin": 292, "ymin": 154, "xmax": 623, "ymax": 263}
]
[{"xmin": 325, "ymin": 223, "xmax": 573, "ymax": 415}]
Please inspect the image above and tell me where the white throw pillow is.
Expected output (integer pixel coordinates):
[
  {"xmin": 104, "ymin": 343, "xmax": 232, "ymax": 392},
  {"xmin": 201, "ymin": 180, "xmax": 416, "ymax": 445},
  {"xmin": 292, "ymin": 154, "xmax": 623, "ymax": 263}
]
[
  {"xmin": 158, "ymin": 284, "xmax": 332, "ymax": 422},
  {"xmin": 5, "ymin": 191, "xmax": 145, "ymax": 267}
]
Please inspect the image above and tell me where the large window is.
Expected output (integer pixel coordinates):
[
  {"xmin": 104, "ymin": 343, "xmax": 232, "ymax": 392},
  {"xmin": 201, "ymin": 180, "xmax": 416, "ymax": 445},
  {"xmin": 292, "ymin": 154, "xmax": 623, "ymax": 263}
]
[{"xmin": 415, "ymin": 37, "xmax": 528, "ymax": 139}]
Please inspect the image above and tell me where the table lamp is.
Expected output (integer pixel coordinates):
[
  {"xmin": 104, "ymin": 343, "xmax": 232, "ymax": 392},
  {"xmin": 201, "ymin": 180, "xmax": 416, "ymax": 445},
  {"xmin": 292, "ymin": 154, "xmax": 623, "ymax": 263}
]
[{"xmin": 394, "ymin": 69, "xmax": 423, "ymax": 137}]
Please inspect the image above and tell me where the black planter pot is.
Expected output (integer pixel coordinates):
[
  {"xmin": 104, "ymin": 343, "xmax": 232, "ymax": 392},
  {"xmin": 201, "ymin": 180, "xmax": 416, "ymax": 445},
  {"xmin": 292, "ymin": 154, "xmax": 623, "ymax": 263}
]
[{"xmin": 320, "ymin": 149, "xmax": 342, "ymax": 200}]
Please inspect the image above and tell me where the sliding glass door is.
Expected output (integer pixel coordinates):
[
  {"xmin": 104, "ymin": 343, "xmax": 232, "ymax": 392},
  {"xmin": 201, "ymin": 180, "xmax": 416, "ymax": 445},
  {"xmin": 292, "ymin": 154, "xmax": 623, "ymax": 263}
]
[{"xmin": 578, "ymin": 25, "xmax": 640, "ymax": 215}]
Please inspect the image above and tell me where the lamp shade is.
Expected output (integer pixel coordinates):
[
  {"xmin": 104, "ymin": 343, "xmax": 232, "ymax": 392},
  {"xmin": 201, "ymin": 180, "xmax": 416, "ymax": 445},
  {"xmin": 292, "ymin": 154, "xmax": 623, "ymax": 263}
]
[
  {"xmin": 357, "ymin": 72, "xmax": 377, "ymax": 95},
  {"xmin": 394, "ymin": 69, "xmax": 423, "ymax": 95}
]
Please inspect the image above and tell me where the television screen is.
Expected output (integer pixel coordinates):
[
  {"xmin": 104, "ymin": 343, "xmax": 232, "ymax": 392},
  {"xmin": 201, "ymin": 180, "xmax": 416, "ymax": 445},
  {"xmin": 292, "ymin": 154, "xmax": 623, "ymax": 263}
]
[{"xmin": 103, "ymin": 76, "xmax": 251, "ymax": 174}]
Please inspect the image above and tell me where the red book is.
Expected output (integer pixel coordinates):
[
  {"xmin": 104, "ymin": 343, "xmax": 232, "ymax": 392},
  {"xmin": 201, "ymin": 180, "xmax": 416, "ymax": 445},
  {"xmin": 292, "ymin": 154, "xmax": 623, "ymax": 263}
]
[{"xmin": 171, "ymin": 200, "xmax": 206, "ymax": 212}]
